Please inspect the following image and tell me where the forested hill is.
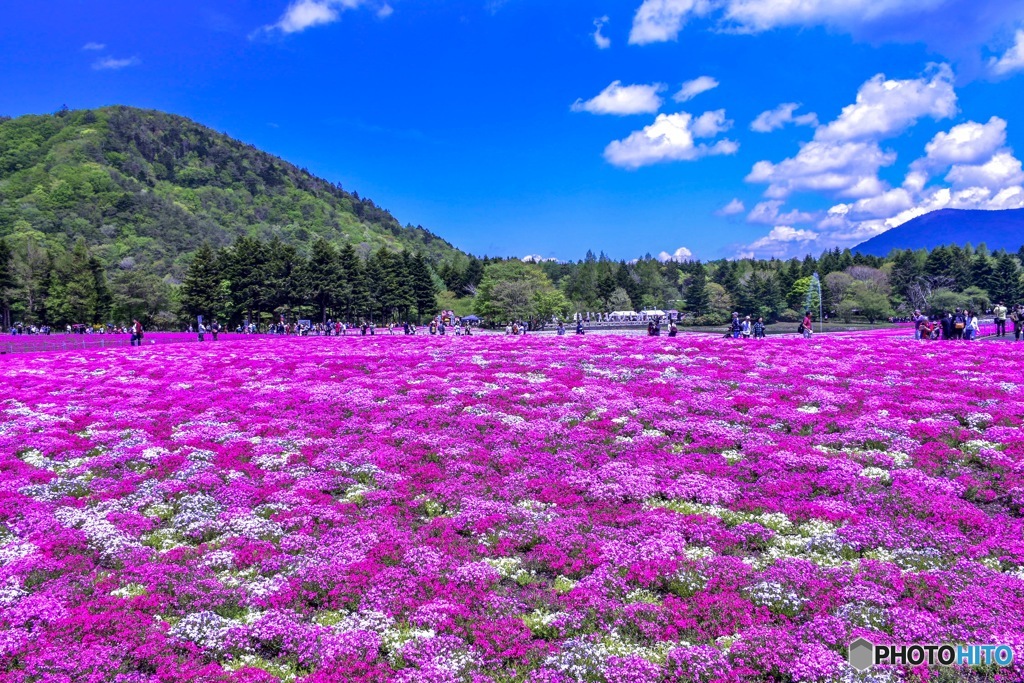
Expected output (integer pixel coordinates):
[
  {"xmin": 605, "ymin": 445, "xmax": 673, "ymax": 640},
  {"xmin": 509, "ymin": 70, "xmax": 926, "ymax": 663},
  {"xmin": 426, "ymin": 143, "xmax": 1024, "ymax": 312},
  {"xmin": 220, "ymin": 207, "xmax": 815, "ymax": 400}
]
[{"xmin": 0, "ymin": 106, "xmax": 463, "ymax": 278}]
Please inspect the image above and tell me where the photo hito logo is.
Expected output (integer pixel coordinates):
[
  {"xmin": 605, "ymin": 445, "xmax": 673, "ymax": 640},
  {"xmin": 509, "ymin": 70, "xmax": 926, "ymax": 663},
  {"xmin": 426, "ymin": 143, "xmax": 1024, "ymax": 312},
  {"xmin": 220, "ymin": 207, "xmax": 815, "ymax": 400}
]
[{"xmin": 849, "ymin": 638, "xmax": 1015, "ymax": 672}]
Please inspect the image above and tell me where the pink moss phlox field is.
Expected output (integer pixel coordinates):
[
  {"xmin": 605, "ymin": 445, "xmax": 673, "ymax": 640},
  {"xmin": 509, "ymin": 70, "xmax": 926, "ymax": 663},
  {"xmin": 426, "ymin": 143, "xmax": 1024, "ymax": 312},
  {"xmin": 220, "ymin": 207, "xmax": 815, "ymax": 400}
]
[{"xmin": 2, "ymin": 335, "xmax": 1024, "ymax": 682}]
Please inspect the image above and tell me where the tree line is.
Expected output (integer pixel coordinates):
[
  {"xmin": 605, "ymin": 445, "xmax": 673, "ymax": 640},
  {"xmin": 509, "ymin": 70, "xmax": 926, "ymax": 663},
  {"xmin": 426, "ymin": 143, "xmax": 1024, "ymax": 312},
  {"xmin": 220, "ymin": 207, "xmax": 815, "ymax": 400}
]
[{"xmin": 2, "ymin": 233, "xmax": 1023, "ymax": 331}]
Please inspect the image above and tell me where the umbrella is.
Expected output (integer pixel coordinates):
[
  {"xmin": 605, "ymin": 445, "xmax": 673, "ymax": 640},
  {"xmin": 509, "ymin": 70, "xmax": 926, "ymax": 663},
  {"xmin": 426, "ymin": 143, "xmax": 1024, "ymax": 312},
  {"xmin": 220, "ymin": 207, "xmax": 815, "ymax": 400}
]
[{"xmin": 462, "ymin": 315, "xmax": 480, "ymax": 322}]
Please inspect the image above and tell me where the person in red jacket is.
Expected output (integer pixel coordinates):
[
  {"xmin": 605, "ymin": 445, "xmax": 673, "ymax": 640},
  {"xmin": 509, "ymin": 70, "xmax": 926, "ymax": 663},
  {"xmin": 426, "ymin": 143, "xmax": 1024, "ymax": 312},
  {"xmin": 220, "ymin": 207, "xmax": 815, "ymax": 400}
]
[{"xmin": 131, "ymin": 319, "xmax": 143, "ymax": 346}]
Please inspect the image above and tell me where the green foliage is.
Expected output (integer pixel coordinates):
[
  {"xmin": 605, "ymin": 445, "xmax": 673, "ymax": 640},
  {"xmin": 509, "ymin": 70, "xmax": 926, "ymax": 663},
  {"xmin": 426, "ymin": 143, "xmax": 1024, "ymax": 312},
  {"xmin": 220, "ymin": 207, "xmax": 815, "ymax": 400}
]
[{"xmin": 474, "ymin": 260, "xmax": 560, "ymax": 323}]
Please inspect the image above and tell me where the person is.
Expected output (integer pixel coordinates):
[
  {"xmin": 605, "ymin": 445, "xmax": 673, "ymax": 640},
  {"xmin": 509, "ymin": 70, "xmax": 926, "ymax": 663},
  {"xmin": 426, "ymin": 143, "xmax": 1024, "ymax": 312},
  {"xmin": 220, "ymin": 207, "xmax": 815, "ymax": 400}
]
[
  {"xmin": 653, "ymin": 320, "xmax": 661, "ymax": 336},
  {"xmin": 730, "ymin": 312, "xmax": 742, "ymax": 339},
  {"xmin": 131, "ymin": 319, "xmax": 143, "ymax": 346},
  {"xmin": 211, "ymin": 320, "xmax": 220, "ymax": 341},
  {"xmin": 741, "ymin": 316, "xmax": 752, "ymax": 339},
  {"xmin": 557, "ymin": 322, "xmax": 566, "ymax": 336},
  {"xmin": 967, "ymin": 310, "xmax": 979, "ymax": 341},
  {"xmin": 647, "ymin": 321, "xmax": 654, "ymax": 336},
  {"xmin": 753, "ymin": 316, "xmax": 766, "ymax": 339},
  {"xmin": 198, "ymin": 322, "xmax": 206, "ymax": 342},
  {"xmin": 994, "ymin": 301, "xmax": 1009, "ymax": 337},
  {"xmin": 913, "ymin": 310, "xmax": 927, "ymax": 340},
  {"xmin": 801, "ymin": 311, "xmax": 813, "ymax": 338},
  {"xmin": 1012, "ymin": 305, "xmax": 1024, "ymax": 342},
  {"xmin": 953, "ymin": 309, "xmax": 967, "ymax": 340},
  {"xmin": 920, "ymin": 316, "xmax": 935, "ymax": 341},
  {"xmin": 940, "ymin": 312, "xmax": 954, "ymax": 340},
  {"xmin": 576, "ymin": 320, "xmax": 585, "ymax": 335},
  {"xmin": 668, "ymin": 320, "xmax": 677, "ymax": 337}
]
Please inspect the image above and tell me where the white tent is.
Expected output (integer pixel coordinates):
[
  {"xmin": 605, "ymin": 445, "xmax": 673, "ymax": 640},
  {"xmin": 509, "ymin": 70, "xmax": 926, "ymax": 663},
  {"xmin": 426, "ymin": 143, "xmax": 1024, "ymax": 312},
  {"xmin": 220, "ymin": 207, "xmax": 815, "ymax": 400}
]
[{"xmin": 642, "ymin": 310, "xmax": 666, "ymax": 317}]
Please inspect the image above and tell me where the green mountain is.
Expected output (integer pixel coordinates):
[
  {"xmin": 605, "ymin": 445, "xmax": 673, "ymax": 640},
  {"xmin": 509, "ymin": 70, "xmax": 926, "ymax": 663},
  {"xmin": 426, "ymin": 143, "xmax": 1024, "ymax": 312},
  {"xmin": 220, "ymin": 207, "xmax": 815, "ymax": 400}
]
[{"xmin": 0, "ymin": 106, "xmax": 463, "ymax": 279}]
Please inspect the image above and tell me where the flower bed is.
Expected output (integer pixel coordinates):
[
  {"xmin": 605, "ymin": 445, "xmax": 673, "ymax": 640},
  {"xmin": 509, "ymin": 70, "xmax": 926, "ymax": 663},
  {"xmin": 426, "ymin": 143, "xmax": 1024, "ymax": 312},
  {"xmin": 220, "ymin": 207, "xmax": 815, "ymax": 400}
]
[{"xmin": 2, "ymin": 335, "xmax": 1023, "ymax": 682}]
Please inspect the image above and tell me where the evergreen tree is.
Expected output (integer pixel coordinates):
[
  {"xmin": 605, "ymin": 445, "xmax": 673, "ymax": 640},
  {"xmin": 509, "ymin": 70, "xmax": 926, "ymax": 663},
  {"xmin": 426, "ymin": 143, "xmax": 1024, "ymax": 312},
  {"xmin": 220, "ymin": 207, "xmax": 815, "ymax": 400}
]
[
  {"xmin": 338, "ymin": 243, "xmax": 369, "ymax": 321},
  {"xmin": 615, "ymin": 261, "xmax": 643, "ymax": 310},
  {"xmin": 683, "ymin": 262, "xmax": 711, "ymax": 315},
  {"xmin": 889, "ymin": 250, "xmax": 923, "ymax": 303},
  {"xmin": 179, "ymin": 242, "xmax": 222, "ymax": 323},
  {"xmin": 411, "ymin": 254, "xmax": 438, "ymax": 322},
  {"xmin": 969, "ymin": 253, "xmax": 995, "ymax": 294},
  {"xmin": 947, "ymin": 245, "xmax": 972, "ymax": 291},
  {"xmin": 89, "ymin": 255, "xmax": 113, "ymax": 323},
  {"xmin": 990, "ymin": 253, "xmax": 1021, "ymax": 304},
  {"xmin": 300, "ymin": 239, "xmax": 341, "ymax": 323},
  {"xmin": 48, "ymin": 239, "xmax": 99, "ymax": 326},
  {"xmin": 0, "ymin": 239, "xmax": 15, "ymax": 330}
]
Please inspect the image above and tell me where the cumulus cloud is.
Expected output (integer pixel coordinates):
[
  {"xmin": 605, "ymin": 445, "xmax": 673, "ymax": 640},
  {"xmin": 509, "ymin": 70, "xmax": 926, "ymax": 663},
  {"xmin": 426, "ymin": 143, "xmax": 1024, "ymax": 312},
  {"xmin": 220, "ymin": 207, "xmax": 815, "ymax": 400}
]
[
  {"xmin": 716, "ymin": 198, "xmax": 745, "ymax": 215},
  {"xmin": 605, "ymin": 111, "xmax": 738, "ymax": 169},
  {"xmin": 746, "ymin": 140, "xmax": 895, "ymax": 199},
  {"xmin": 946, "ymin": 152, "xmax": 1024, "ymax": 190},
  {"xmin": 747, "ymin": 115, "xmax": 1024, "ymax": 258},
  {"xmin": 629, "ymin": 0, "xmax": 715, "ymax": 45},
  {"xmin": 750, "ymin": 103, "xmax": 818, "ymax": 132},
  {"xmin": 815, "ymin": 65, "xmax": 956, "ymax": 143},
  {"xmin": 593, "ymin": 16, "xmax": 611, "ymax": 49},
  {"xmin": 989, "ymin": 29, "xmax": 1024, "ymax": 76},
  {"xmin": 747, "ymin": 200, "xmax": 816, "ymax": 225},
  {"xmin": 674, "ymin": 76, "xmax": 719, "ymax": 102},
  {"xmin": 82, "ymin": 42, "xmax": 106, "ymax": 51},
  {"xmin": 912, "ymin": 117, "xmax": 1008, "ymax": 173},
  {"xmin": 657, "ymin": 246, "xmax": 695, "ymax": 262},
  {"xmin": 92, "ymin": 56, "xmax": 140, "ymax": 70},
  {"xmin": 260, "ymin": 0, "xmax": 368, "ymax": 35},
  {"xmin": 377, "ymin": 4, "xmax": 393, "ymax": 18},
  {"xmin": 629, "ymin": 0, "xmax": 1024, "ymax": 65},
  {"xmin": 571, "ymin": 81, "xmax": 665, "ymax": 115},
  {"xmin": 522, "ymin": 254, "xmax": 559, "ymax": 263},
  {"xmin": 744, "ymin": 226, "xmax": 820, "ymax": 257},
  {"xmin": 746, "ymin": 66, "xmax": 957, "ymax": 199}
]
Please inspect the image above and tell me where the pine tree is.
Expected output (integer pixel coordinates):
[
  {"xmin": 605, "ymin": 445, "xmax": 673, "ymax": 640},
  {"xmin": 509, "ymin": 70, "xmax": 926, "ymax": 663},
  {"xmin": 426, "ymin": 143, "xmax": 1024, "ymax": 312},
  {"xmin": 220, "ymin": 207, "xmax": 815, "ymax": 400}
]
[
  {"xmin": 969, "ymin": 253, "xmax": 995, "ymax": 295},
  {"xmin": 411, "ymin": 254, "xmax": 438, "ymax": 322},
  {"xmin": 300, "ymin": 239, "xmax": 340, "ymax": 323},
  {"xmin": 179, "ymin": 242, "xmax": 222, "ymax": 323},
  {"xmin": 48, "ymin": 239, "xmax": 99, "ymax": 326},
  {"xmin": 89, "ymin": 255, "xmax": 113, "ymax": 323},
  {"xmin": 0, "ymin": 239, "xmax": 15, "ymax": 330},
  {"xmin": 990, "ymin": 253, "xmax": 1021, "ymax": 304},
  {"xmin": 684, "ymin": 262, "xmax": 711, "ymax": 315}
]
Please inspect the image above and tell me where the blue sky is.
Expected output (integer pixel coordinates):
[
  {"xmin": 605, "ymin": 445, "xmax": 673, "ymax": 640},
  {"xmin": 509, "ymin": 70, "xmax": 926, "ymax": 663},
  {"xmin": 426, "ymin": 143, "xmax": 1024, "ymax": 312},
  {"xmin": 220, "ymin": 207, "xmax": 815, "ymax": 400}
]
[{"xmin": 3, "ymin": 1, "xmax": 1024, "ymax": 262}]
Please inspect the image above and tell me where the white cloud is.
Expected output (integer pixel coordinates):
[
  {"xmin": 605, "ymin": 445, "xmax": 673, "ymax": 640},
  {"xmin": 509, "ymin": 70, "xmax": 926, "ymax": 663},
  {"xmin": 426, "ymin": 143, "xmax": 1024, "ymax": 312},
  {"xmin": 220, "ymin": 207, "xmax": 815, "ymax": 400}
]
[
  {"xmin": 261, "ymin": 0, "xmax": 366, "ymax": 35},
  {"xmin": 946, "ymin": 152, "xmax": 1024, "ymax": 190},
  {"xmin": 920, "ymin": 117, "xmax": 1008, "ymax": 169},
  {"xmin": 522, "ymin": 254, "xmax": 558, "ymax": 263},
  {"xmin": 657, "ymin": 246, "xmax": 695, "ymax": 262},
  {"xmin": 744, "ymin": 226, "xmax": 819, "ymax": 257},
  {"xmin": 605, "ymin": 111, "xmax": 738, "ymax": 169},
  {"xmin": 82, "ymin": 42, "xmax": 106, "ymax": 51},
  {"xmin": 750, "ymin": 103, "xmax": 818, "ymax": 132},
  {"xmin": 628, "ymin": 0, "xmax": 1022, "ymax": 65},
  {"xmin": 629, "ymin": 0, "xmax": 715, "ymax": 45},
  {"xmin": 746, "ymin": 67, "xmax": 957, "ymax": 200},
  {"xmin": 716, "ymin": 198, "xmax": 745, "ymax": 215},
  {"xmin": 674, "ymin": 76, "xmax": 719, "ymax": 102},
  {"xmin": 989, "ymin": 29, "xmax": 1024, "ymax": 76},
  {"xmin": 572, "ymin": 81, "xmax": 666, "ymax": 116},
  {"xmin": 746, "ymin": 140, "xmax": 895, "ymax": 199},
  {"xmin": 746, "ymin": 200, "xmax": 816, "ymax": 225},
  {"xmin": 377, "ymin": 4, "xmax": 393, "ymax": 18},
  {"xmin": 815, "ymin": 65, "xmax": 956, "ymax": 143},
  {"xmin": 720, "ymin": 0, "xmax": 949, "ymax": 34},
  {"xmin": 593, "ymin": 16, "xmax": 611, "ymax": 49},
  {"xmin": 92, "ymin": 56, "xmax": 140, "ymax": 70}
]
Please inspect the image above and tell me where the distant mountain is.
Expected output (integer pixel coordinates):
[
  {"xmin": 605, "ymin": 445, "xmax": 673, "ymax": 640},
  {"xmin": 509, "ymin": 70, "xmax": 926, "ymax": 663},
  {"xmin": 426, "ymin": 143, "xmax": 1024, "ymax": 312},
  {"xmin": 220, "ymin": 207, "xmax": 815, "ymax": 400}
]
[
  {"xmin": 0, "ymin": 106, "xmax": 464, "ymax": 279},
  {"xmin": 854, "ymin": 208, "xmax": 1024, "ymax": 256}
]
